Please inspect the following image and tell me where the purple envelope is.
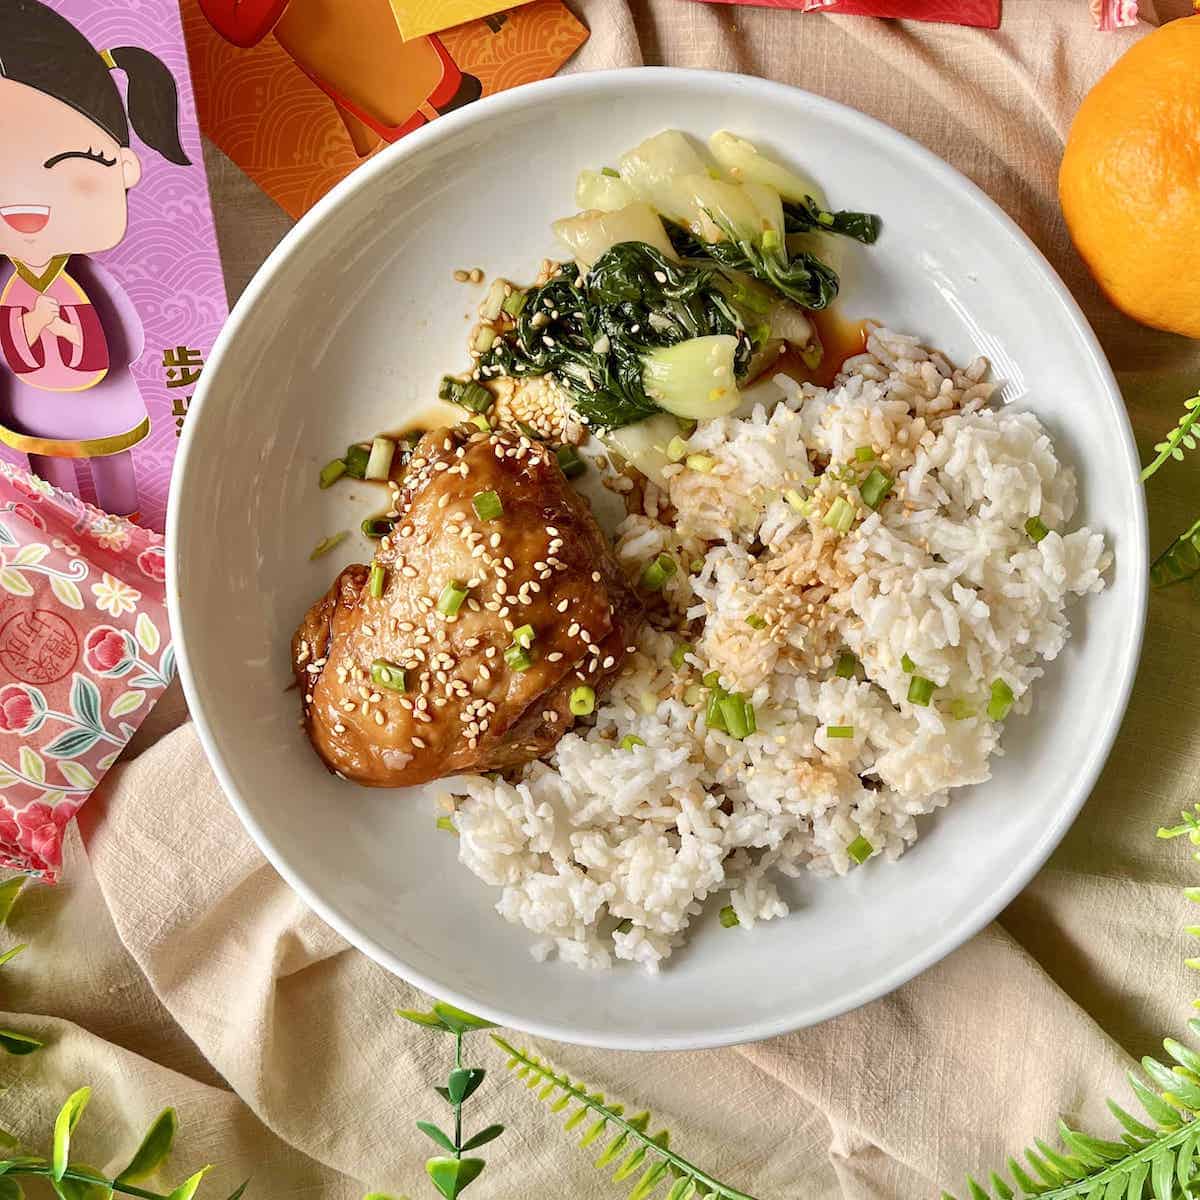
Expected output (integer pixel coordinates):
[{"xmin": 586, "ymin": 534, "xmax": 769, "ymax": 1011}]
[{"xmin": 0, "ymin": 0, "xmax": 227, "ymax": 533}]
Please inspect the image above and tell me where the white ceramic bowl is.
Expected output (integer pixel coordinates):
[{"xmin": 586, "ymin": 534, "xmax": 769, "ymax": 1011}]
[{"xmin": 169, "ymin": 69, "xmax": 1147, "ymax": 1050}]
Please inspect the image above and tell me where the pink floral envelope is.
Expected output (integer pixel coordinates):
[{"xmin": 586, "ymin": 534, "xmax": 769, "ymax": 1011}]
[{"xmin": 0, "ymin": 461, "xmax": 171, "ymax": 881}]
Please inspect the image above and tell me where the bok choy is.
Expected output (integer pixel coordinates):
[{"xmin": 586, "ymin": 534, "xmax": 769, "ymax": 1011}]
[{"xmin": 476, "ymin": 241, "xmax": 752, "ymax": 430}]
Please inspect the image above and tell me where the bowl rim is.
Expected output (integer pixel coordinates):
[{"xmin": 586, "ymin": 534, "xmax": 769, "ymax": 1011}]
[{"xmin": 167, "ymin": 66, "xmax": 1148, "ymax": 1050}]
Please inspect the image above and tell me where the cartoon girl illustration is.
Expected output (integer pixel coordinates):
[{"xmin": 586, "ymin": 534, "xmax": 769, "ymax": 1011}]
[
  {"xmin": 199, "ymin": 0, "xmax": 483, "ymax": 158},
  {"xmin": 0, "ymin": 0, "xmax": 190, "ymax": 518}
]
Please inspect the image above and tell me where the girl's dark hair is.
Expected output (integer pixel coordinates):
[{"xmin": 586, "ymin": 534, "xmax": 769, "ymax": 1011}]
[{"xmin": 0, "ymin": 0, "xmax": 190, "ymax": 167}]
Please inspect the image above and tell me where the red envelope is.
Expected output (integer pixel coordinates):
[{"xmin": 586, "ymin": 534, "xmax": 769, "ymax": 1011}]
[{"xmin": 695, "ymin": 0, "xmax": 1002, "ymax": 27}]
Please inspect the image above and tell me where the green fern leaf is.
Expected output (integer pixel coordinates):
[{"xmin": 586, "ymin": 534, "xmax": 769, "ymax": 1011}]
[
  {"xmin": 1141, "ymin": 1058, "xmax": 1200, "ymax": 1110},
  {"xmin": 1005, "ymin": 1156, "xmax": 1042, "ymax": 1196},
  {"xmin": 492, "ymin": 1036, "xmax": 757, "ymax": 1200},
  {"xmin": 988, "ymin": 1171, "xmax": 1014, "ymax": 1200},
  {"xmin": 1166, "ymin": 1038, "xmax": 1200, "ymax": 1077},
  {"xmin": 1025, "ymin": 1148, "xmax": 1066, "ymax": 1188},
  {"xmin": 1057, "ymin": 1123, "xmax": 1129, "ymax": 1165},
  {"xmin": 1123, "ymin": 1159, "xmax": 1149, "ymax": 1200},
  {"xmin": 1128, "ymin": 1074, "xmax": 1184, "ymax": 1129},
  {"xmin": 1175, "ymin": 1125, "xmax": 1200, "ymax": 1189},
  {"xmin": 965, "ymin": 1174, "xmax": 989, "ymax": 1200},
  {"xmin": 1106, "ymin": 1100, "xmax": 1157, "ymax": 1143},
  {"xmin": 1149, "ymin": 1148, "xmax": 1173, "ymax": 1200},
  {"xmin": 628, "ymin": 1156, "xmax": 672, "ymax": 1200}
]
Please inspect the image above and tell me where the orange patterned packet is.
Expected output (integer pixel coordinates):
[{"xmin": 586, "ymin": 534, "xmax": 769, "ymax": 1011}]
[{"xmin": 181, "ymin": 1, "xmax": 588, "ymax": 219}]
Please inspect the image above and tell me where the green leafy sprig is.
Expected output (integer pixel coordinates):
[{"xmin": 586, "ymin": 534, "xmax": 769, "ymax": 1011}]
[
  {"xmin": 396, "ymin": 1003, "xmax": 504, "ymax": 1200},
  {"xmin": 943, "ymin": 805, "xmax": 1200, "ymax": 1200},
  {"xmin": 0, "ymin": 876, "xmax": 41, "ymax": 1058},
  {"xmin": 1141, "ymin": 393, "xmax": 1200, "ymax": 483},
  {"xmin": 492, "ymin": 1037, "xmax": 758, "ymax": 1200},
  {"xmin": 1140, "ymin": 390, "xmax": 1200, "ymax": 590},
  {"xmin": 0, "ymin": 1089, "xmax": 245, "ymax": 1200}
]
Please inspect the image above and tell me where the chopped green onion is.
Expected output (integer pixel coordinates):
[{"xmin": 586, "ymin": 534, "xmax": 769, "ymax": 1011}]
[
  {"xmin": 745, "ymin": 614, "xmax": 767, "ymax": 630},
  {"xmin": 365, "ymin": 436, "xmax": 396, "ymax": 480},
  {"xmin": 719, "ymin": 905, "xmax": 740, "ymax": 928},
  {"xmin": 705, "ymin": 690, "xmax": 727, "ymax": 731},
  {"xmin": 368, "ymin": 562, "xmax": 385, "ymax": 599},
  {"xmin": 469, "ymin": 413, "xmax": 492, "ymax": 432},
  {"xmin": 501, "ymin": 289, "xmax": 527, "ymax": 317},
  {"xmin": 666, "ymin": 435, "xmax": 689, "ymax": 462},
  {"xmin": 504, "ymin": 644, "xmax": 533, "ymax": 672},
  {"xmin": 319, "ymin": 458, "xmax": 346, "ymax": 489},
  {"xmin": 512, "ymin": 624, "xmax": 536, "ymax": 650},
  {"xmin": 988, "ymin": 679, "xmax": 1015, "ymax": 721},
  {"xmin": 437, "ymin": 580, "xmax": 468, "ymax": 616},
  {"xmin": 690, "ymin": 558, "xmax": 705, "ymax": 573},
  {"xmin": 854, "ymin": 445, "xmax": 876, "ymax": 462},
  {"xmin": 370, "ymin": 659, "xmax": 407, "ymax": 692},
  {"xmin": 570, "ymin": 686, "xmax": 596, "ymax": 716},
  {"xmin": 702, "ymin": 670, "xmax": 722, "ymax": 689},
  {"xmin": 343, "ymin": 443, "xmax": 371, "ymax": 479},
  {"xmin": 745, "ymin": 700, "xmax": 757, "ymax": 735},
  {"xmin": 859, "ymin": 466, "xmax": 894, "ymax": 510},
  {"xmin": 472, "ymin": 489, "xmax": 504, "ymax": 521},
  {"xmin": 361, "ymin": 516, "xmax": 395, "ymax": 539},
  {"xmin": 1025, "ymin": 515, "xmax": 1049, "ymax": 543},
  {"xmin": 835, "ymin": 651, "xmax": 857, "ymax": 679},
  {"xmin": 823, "ymin": 496, "xmax": 855, "ymax": 533},
  {"xmin": 676, "ymin": 418, "xmax": 698, "ymax": 437},
  {"xmin": 683, "ymin": 683, "xmax": 703, "ymax": 706},
  {"xmin": 907, "ymin": 675, "xmax": 935, "ymax": 706},
  {"xmin": 901, "ymin": 654, "xmax": 916, "ymax": 674},
  {"xmin": 615, "ymin": 918, "xmax": 633, "ymax": 933},
  {"xmin": 670, "ymin": 642, "xmax": 693, "ymax": 670},
  {"xmin": 555, "ymin": 445, "xmax": 587, "ymax": 480},
  {"xmin": 640, "ymin": 552, "xmax": 678, "ymax": 591},
  {"xmin": 826, "ymin": 725, "xmax": 855, "ymax": 739},
  {"xmin": 601, "ymin": 166, "xmax": 620, "ymax": 178},
  {"xmin": 719, "ymin": 694, "xmax": 753, "ymax": 740},
  {"xmin": 784, "ymin": 488, "xmax": 810, "ymax": 515},
  {"xmin": 817, "ymin": 210, "xmax": 836, "ymax": 228},
  {"xmin": 436, "ymin": 815, "xmax": 457, "ymax": 835},
  {"xmin": 686, "ymin": 453, "xmax": 716, "ymax": 473},
  {"xmin": 950, "ymin": 698, "xmax": 976, "ymax": 720},
  {"xmin": 309, "ymin": 531, "xmax": 348, "ymax": 560},
  {"xmin": 847, "ymin": 835, "xmax": 874, "ymax": 864},
  {"xmin": 439, "ymin": 375, "xmax": 493, "ymax": 414},
  {"xmin": 515, "ymin": 420, "xmax": 542, "ymax": 441},
  {"xmin": 620, "ymin": 735, "xmax": 645, "ymax": 751}
]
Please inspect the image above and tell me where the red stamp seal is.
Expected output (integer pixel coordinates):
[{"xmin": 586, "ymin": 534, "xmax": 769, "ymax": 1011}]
[{"xmin": 0, "ymin": 610, "xmax": 79, "ymax": 684}]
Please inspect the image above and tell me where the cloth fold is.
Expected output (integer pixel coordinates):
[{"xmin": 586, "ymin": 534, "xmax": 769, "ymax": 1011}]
[{"xmin": 5, "ymin": 1, "xmax": 1200, "ymax": 1197}]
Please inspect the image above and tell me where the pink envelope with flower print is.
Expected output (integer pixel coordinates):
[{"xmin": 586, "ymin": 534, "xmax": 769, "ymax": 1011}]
[{"xmin": 0, "ymin": 461, "xmax": 171, "ymax": 881}]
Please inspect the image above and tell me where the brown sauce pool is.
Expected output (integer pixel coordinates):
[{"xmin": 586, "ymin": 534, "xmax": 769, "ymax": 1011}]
[{"xmin": 777, "ymin": 308, "xmax": 871, "ymax": 390}]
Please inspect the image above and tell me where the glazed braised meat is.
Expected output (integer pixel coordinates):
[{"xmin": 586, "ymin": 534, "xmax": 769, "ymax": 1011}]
[{"xmin": 293, "ymin": 425, "xmax": 644, "ymax": 786}]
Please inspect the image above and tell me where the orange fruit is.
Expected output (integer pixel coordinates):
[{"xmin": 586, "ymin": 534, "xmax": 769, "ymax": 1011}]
[{"xmin": 1059, "ymin": 16, "xmax": 1200, "ymax": 338}]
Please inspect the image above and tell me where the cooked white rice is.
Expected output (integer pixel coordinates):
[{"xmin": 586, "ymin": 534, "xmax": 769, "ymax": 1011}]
[{"xmin": 438, "ymin": 326, "xmax": 1110, "ymax": 972}]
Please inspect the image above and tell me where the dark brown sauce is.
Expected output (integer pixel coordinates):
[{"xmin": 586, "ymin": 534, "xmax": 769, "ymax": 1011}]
[{"xmin": 777, "ymin": 309, "xmax": 870, "ymax": 391}]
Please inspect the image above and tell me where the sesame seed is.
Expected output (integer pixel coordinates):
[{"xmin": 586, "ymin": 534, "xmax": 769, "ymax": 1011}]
[{"xmin": 412, "ymin": 736, "xmax": 427, "ymax": 749}]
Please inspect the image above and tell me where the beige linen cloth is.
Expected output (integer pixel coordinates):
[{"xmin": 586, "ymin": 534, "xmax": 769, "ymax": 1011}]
[{"xmin": 6, "ymin": 3, "xmax": 1200, "ymax": 1197}]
